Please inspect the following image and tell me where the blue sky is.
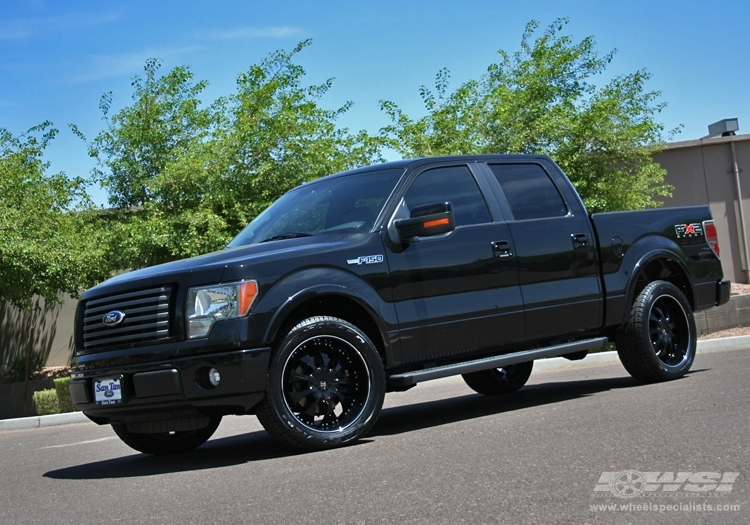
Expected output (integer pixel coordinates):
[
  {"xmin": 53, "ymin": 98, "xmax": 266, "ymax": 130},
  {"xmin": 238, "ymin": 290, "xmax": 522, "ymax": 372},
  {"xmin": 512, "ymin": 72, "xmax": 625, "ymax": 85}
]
[{"xmin": 1, "ymin": 0, "xmax": 748, "ymax": 206}]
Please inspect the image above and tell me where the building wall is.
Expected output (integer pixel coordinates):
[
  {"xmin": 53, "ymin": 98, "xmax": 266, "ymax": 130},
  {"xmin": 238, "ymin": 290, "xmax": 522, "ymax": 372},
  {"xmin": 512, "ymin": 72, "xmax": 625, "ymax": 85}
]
[
  {"xmin": 0, "ymin": 294, "xmax": 76, "ymax": 371},
  {"xmin": 653, "ymin": 134, "xmax": 750, "ymax": 284}
]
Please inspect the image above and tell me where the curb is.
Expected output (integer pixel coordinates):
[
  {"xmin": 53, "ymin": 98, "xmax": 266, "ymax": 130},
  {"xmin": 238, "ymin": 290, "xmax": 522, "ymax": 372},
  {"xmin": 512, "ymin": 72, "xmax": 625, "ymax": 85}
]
[
  {"xmin": 533, "ymin": 334, "xmax": 750, "ymax": 372},
  {"xmin": 1, "ymin": 335, "xmax": 748, "ymax": 432},
  {"xmin": 0, "ymin": 411, "xmax": 90, "ymax": 431}
]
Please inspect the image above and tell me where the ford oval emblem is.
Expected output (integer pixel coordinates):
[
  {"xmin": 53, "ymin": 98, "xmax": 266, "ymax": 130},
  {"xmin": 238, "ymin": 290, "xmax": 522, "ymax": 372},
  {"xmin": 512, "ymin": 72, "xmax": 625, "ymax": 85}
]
[{"xmin": 102, "ymin": 310, "xmax": 126, "ymax": 327}]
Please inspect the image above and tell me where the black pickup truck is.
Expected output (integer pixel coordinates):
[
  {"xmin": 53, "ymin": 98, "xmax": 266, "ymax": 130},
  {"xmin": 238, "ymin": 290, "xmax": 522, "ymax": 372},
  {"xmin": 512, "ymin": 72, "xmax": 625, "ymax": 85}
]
[{"xmin": 70, "ymin": 155, "xmax": 730, "ymax": 454}]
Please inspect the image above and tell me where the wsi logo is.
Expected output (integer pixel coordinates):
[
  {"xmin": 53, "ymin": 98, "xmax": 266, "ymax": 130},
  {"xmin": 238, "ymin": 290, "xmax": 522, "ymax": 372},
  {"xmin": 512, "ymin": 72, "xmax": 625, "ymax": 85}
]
[
  {"xmin": 347, "ymin": 254, "xmax": 384, "ymax": 266},
  {"xmin": 594, "ymin": 471, "xmax": 740, "ymax": 498}
]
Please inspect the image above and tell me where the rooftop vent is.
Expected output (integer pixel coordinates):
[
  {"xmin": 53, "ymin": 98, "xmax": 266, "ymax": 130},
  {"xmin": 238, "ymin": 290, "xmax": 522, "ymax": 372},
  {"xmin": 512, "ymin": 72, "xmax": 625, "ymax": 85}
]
[{"xmin": 707, "ymin": 118, "xmax": 739, "ymax": 138}]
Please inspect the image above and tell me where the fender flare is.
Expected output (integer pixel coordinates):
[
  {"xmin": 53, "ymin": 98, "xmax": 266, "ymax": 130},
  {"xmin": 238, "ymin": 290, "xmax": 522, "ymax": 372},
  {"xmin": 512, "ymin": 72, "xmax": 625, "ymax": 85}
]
[
  {"xmin": 254, "ymin": 267, "xmax": 398, "ymax": 364},
  {"xmin": 621, "ymin": 247, "xmax": 694, "ymax": 325}
]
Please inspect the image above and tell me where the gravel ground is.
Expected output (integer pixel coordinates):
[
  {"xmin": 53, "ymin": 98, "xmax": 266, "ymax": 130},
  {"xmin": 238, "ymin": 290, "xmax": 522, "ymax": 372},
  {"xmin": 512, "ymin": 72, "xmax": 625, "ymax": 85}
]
[{"xmin": 698, "ymin": 281, "xmax": 750, "ymax": 340}]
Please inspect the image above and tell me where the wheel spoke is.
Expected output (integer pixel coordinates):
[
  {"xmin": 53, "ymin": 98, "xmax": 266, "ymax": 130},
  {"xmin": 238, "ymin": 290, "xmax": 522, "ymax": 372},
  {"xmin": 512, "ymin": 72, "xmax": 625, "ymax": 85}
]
[
  {"xmin": 299, "ymin": 354, "xmax": 318, "ymax": 371},
  {"xmin": 301, "ymin": 393, "xmax": 323, "ymax": 417},
  {"xmin": 289, "ymin": 370, "xmax": 315, "ymax": 384},
  {"xmin": 286, "ymin": 386, "xmax": 314, "ymax": 405}
]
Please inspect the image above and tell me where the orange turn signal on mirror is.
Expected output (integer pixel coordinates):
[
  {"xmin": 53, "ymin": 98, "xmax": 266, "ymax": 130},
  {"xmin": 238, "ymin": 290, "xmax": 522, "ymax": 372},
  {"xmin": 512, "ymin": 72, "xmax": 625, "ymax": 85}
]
[
  {"xmin": 238, "ymin": 280, "xmax": 259, "ymax": 316},
  {"xmin": 423, "ymin": 218, "xmax": 450, "ymax": 228}
]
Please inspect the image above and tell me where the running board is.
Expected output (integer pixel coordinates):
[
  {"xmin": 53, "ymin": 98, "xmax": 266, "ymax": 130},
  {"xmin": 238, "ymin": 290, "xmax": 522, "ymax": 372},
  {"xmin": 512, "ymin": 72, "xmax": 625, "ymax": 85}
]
[{"xmin": 387, "ymin": 337, "xmax": 609, "ymax": 388}]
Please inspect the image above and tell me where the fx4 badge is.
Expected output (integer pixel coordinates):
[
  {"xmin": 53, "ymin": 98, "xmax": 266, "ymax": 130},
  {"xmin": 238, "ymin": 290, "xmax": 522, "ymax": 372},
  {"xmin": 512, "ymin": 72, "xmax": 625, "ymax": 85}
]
[
  {"xmin": 347, "ymin": 254, "xmax": 384, "ymax": 265},
  {"xmin": 674, "ymin": 223, "xmax": 704, "ymax": 239}
]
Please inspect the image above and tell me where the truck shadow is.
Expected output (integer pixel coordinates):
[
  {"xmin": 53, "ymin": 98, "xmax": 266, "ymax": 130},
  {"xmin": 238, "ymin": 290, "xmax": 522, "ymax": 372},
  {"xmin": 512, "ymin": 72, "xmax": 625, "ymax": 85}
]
[{"xmin": 43, "ymin": 371, "xmax": 703, "ymax": 480}]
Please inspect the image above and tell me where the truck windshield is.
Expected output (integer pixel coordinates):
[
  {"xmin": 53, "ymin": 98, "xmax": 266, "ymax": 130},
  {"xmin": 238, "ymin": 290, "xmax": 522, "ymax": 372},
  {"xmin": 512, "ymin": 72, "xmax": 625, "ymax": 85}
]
[{"xmin": 227, "ymin": 168, "xmax": 404, "ymax": 247}]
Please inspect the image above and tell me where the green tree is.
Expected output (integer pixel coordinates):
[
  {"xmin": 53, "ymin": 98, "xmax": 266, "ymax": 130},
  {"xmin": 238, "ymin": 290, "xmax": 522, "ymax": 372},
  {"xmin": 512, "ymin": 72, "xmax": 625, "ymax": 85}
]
[
  {"xmin": 0, "ymin": 122, "xmax": 108, "ymax": 309},
  {"xmin": 74, "ymin": 58, "xmax": 213, "ymax": 209},
  {"xmin": 80, "ymin": 41, "xmax": 383, "ymax": 270},
  {"xmin": 380, "ymin": 19, "xmax": 673, "ymax": 212}
]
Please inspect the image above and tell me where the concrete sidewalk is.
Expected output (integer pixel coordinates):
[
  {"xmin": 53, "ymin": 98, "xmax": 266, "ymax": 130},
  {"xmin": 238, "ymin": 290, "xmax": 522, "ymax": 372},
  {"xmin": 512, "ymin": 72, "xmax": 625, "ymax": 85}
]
[{"xmin": 1, "ymin": 335, "xmax": 748, "ymax": 432}]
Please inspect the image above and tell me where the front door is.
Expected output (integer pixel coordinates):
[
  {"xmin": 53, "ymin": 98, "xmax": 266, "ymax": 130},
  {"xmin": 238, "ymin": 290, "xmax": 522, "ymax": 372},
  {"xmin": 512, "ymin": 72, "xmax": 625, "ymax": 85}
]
[{"xmin": 385, "ymin": 163, "xmax": 523, "ymax": 363}]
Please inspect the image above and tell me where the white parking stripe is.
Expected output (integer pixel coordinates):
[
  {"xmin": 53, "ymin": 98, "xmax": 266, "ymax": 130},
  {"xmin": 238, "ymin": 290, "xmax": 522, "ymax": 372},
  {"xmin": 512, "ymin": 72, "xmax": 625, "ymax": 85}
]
[{"xmin": 41, "ymin": 437, "xmax": 117, "ymax": 449}]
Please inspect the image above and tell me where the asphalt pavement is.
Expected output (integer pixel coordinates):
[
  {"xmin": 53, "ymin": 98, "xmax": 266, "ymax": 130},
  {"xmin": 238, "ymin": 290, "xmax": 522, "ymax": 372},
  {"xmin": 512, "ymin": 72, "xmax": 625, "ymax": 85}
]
[{"xmin": 0, "ymin": 337, "xmax": 747, "ymax": 524}]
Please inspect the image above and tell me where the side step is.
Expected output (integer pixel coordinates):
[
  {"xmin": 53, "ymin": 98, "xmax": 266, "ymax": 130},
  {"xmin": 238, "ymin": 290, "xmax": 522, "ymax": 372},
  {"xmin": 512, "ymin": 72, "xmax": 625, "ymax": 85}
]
[{"xmin": 387, "ymin": 337, "xmax": 609, "ymax": 388}]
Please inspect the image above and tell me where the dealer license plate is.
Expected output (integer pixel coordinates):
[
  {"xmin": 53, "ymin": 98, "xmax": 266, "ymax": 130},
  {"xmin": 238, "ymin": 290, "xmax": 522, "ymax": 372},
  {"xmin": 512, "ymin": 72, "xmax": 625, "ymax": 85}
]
[{"xmin": 93, "ymin": 376, "xmax": 123, "ymax": 405}]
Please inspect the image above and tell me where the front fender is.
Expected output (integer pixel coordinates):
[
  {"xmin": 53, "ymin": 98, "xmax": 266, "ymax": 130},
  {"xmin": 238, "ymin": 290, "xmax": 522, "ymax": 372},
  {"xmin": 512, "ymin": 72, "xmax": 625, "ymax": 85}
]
[{"xmin": 252, "ymin": 267, "xmax": 399, "ymax": 363}]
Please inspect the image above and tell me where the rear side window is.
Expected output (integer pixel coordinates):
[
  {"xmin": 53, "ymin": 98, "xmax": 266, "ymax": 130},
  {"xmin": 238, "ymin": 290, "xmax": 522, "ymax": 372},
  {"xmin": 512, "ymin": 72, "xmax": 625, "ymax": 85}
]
[
  {"xmin": 404, "ymin": 165, "xmax": 491, "ymax": 227},
  {"xmin": 489, "ymin": 164, "xmax": 567, "ymax": 221}
]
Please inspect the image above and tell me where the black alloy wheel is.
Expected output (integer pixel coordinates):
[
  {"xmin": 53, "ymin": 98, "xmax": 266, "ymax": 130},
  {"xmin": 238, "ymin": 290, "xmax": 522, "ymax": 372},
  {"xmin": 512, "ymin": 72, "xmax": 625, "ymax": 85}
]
[{"xmin": 257, "ymin": 316, "xmax": 385, "ymax": 450}]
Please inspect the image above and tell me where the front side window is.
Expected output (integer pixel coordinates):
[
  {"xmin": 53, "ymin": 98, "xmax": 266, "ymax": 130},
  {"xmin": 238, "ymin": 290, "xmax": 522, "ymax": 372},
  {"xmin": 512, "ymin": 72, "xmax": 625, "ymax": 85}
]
[
  {"xmin": 404, "ymin": 166, "xmax": 491, "ymax": 227},
  {"xmin": 489, "ymin": 164, "xmax": 567, "ymax": 221},
  {"xmin": 227, "ymin": 168, "xmax": 403, "ymax": 247}
]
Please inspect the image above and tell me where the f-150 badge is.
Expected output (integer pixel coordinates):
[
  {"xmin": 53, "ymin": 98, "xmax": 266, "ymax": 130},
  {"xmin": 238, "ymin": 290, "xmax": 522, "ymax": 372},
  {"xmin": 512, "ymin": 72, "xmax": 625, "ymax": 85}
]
[
  {"xmin": 347, "ymin": 254, "xmax": 384, "ymax": 265},
  {"xmin": 674, "ymin": 223, "xmax": 704, "ymax": 238}
]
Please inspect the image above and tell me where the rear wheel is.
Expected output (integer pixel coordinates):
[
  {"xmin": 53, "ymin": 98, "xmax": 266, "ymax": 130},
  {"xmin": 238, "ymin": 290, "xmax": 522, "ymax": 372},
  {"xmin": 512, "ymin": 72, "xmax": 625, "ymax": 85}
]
[
  {"xmin": 112, "ymin": 417, "xmax": 221, "ymax": 455},
  {"xmin": 616, "ymin": 280, "xmax": 696, "ymax": 383},
  {"xmin": 257, "ymin": 316, "xmax": 385, "ymax": 450},
  {"xmin": 462, "ymin": 361, "xmax": 534, "ymax": 395}
]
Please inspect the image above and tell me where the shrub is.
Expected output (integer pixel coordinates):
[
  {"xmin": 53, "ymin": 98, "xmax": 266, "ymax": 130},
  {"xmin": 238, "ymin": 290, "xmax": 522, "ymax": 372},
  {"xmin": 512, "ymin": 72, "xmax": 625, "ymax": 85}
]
[
  {"xmin": 0, "ymin": 354, "xmax": 46, "ymax": 384},
  {"xmin": 33, "ymin": 389, "xmax": 59, "ymax": 415},
  {"xmin": 54, "ymin": 377, "xmax": 76, "ymax": 413}
]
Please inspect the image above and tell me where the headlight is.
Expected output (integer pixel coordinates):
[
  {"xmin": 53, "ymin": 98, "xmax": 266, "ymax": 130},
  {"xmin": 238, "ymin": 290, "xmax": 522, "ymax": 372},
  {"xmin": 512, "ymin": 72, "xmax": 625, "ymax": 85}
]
[{"xmin": 186, "ymin": 281, "xmax": 258, "ymax": 339}]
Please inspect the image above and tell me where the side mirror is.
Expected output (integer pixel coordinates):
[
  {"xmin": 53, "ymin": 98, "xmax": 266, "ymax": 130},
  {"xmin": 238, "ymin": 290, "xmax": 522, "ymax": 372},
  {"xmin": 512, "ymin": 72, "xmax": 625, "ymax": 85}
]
[{"xmin": 394, "ymin": 202, "xmax": 455, "ymax": 241}]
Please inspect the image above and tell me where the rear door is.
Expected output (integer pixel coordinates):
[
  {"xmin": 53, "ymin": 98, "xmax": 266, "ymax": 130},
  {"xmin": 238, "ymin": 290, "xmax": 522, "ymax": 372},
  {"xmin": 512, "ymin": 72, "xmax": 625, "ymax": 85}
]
[
  {"xmin": 385, "ymin": 162, "xmax": 523, "ymax": 363},
  {"xmin": 483, "ymin": 160, "xmax": 602, "ymax": 341}
]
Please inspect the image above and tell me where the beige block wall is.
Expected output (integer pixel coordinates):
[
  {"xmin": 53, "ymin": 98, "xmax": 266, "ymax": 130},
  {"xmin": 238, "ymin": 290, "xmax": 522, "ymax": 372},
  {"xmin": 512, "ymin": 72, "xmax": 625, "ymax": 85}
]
[
  {"xmin": 0, "ymin": 295, "xmax": 76, "ymax": 371},
  {"xmin": 654, "ymin": 134, "xmax": 750, "ymax": 284}
]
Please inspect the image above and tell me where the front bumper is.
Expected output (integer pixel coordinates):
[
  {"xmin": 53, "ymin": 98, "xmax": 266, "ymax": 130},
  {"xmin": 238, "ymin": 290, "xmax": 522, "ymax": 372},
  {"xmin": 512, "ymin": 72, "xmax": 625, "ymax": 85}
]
[{"xmin": 69, "ymin": 347, "xmax": 270, "ymax": 425}]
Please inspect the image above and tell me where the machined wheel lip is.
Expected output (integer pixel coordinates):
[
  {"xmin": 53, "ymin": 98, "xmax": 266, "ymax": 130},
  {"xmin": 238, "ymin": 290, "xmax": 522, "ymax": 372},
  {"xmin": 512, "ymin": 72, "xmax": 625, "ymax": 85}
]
[
  {"xmin": 648, "ymin": 293, "xmax": 693, "ymax": 368},
  {"xmin": 491, "ymin": 364, "xmax": 523, "ymax": 380},
  {"xmin": 281, "ymin": 334, "xmax": 372, "ymax": 434}
]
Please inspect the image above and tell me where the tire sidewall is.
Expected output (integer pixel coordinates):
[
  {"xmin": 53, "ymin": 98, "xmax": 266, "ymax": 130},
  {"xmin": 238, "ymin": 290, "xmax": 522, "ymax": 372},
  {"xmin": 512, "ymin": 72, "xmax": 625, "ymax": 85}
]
[
  {"xmin": 266, "ymin": 317, "xmax": 385, "ymax": 448},
  {"xmin": 636, "ymin": 281, "xmax": 696, "ymax": 378}
]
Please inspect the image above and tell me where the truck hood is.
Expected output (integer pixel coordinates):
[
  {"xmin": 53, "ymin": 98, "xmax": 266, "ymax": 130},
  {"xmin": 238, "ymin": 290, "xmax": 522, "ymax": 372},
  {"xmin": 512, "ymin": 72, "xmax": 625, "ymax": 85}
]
[{"xmin": 86, "ymin": 234, "xmax": 356, "ymax": 295}]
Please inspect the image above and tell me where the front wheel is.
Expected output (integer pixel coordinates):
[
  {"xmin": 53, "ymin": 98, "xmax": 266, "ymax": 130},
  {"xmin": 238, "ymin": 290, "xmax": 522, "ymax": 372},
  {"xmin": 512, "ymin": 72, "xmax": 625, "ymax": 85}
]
[
  {"xmin": 112, "ymin": 417, "xmax": 221, "ymax": 455},
  {"xmin": 615, "ymin": 280, "xmax": 696, "ymax": 383},
  {"xmin": 257, "ymin": 316, "xmax": 386, "ymax": 450},
  {"xmin": 462, "ymin": 361, "xmax": 534, "ymax": 395}
]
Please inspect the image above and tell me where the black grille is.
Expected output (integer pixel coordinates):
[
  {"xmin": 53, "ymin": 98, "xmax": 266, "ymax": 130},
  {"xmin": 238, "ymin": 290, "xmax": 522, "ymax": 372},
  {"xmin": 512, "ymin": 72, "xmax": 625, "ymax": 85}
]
[{"xmin": 82, "ymin": 286, "xmax": 174, "ymax": 353}]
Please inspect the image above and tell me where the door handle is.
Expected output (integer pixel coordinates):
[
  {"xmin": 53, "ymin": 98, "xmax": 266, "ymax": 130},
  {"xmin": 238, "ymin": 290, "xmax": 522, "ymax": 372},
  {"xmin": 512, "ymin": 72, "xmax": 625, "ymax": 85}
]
[
  {"xmin": 492, "ymin": 241, "xmax": 513, "ymax": 258},
  {"xmin": 571, "ymin": 233, "xmax": 590, "ymax": 250}
]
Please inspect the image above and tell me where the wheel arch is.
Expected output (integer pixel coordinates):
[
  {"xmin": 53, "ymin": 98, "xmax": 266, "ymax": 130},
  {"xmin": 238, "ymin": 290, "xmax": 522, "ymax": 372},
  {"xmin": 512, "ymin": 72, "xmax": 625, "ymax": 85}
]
[
  {"xmin": 622, "ymin": 249, "xmax": 694, "ymax": 324},
  {"xmin": 256, "ymin": 269, "xmax": 396, "ymax": 366}
]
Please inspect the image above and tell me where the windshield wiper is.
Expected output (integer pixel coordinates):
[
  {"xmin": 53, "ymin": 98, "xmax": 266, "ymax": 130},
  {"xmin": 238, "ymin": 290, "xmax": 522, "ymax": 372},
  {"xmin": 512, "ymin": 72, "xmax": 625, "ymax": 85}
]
[{"xmin": 259, "ymin": 232, "xmax": 315, "ymax": 243}]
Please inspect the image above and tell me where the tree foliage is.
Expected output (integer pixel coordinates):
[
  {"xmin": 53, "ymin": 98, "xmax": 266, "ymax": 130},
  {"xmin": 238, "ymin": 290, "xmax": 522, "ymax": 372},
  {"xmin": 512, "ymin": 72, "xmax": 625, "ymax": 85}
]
[
  {"xmin": 74, "ymin": 58, "xmax": 213, "ymax": 209},
  {"xmin": 0, "ymin": 123, "xmax": 108, "ymax": 308},
  {"xmin": 79, "ymin": 41, "xmax": 383, "ymax": 269},
  {"xmin": 380, "ymin": 19, "xmax": 673, "ymax": 212}
]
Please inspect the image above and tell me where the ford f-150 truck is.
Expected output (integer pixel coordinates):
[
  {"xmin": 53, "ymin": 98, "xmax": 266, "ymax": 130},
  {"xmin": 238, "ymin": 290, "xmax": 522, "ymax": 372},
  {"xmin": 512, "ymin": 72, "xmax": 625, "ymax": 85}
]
[{"xmin": 69, "ymin": 155, "xmax": 730, "ymax": 454}]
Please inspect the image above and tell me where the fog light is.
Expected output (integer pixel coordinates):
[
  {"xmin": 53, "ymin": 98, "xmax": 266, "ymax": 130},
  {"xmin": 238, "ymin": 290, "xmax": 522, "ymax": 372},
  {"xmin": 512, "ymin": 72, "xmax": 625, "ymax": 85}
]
[{"xmin": 208, "ymin": 368, "xmax": 221, "ymax": 387}]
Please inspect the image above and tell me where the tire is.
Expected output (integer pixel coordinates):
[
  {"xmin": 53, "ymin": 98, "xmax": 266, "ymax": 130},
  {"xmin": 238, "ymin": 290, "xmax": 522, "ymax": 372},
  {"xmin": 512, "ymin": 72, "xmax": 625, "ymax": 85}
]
[
  {"xmin": 257, "ymin": 316, "xmax": 386, "ymax": 450},
  {"xmin": 462, "ymin": 361, "xmax": 534, "ymax": 396},
  {"xmin": 111, "ymin": 416, "xmax": 221, "ymax": 455},
  {"xmin": 615, "ymin": 280, "xmax": 696, "ymax": 383}
]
